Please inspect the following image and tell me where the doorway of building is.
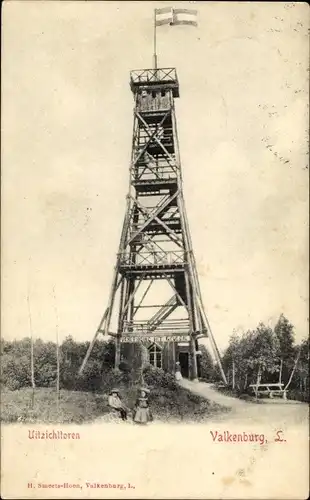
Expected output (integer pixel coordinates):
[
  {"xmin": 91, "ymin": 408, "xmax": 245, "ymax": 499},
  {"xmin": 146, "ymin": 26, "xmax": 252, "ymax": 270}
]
[{"xmin": 179, "ymin": 352, "xmax": 189, "ymax": 378}]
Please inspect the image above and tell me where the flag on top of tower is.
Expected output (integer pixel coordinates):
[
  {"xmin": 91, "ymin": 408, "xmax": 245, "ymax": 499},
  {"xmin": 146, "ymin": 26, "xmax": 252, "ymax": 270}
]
[{"xmin": 155, "ymin": 7, "xmax": 198, "ymax": 27}]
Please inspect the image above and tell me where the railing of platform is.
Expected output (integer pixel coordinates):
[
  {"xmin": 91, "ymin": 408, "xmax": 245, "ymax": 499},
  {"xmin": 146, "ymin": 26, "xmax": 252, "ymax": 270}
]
[
  {"xmin": 120, "ymin": 250, "xmax": 185, "ymax": 267},
  {"xmin": 123, "ymin": 319, "xmax": 190, "ymax": 335},
  {"xmin": 130, "ymin": 68, "xmax": 178, "ymax": 84}
]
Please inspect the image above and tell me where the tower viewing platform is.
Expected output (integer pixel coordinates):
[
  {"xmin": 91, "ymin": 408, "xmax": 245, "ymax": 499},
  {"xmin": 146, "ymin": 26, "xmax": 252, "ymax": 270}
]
[{"xmin": 130, "ymin": 68, "xmax": 180, "ymax": 97}]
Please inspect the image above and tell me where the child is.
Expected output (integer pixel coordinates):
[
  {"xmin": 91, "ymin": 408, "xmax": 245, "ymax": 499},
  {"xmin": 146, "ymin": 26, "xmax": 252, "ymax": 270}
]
[
  {"xmin": 133, "ymin": 387, "xmax": 153, "ymax": 425},
  {"xmin": 108, "ymin": 388, "xmax": 128, "ymax": 421}
]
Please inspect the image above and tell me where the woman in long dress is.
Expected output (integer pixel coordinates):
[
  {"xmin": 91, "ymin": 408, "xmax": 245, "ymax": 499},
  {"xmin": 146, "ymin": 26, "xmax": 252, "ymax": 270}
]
[
  {"xmin": 133, "ymin": 388, "xmax": 153, "ymax": 425},
  {"xmin": 175, "ymin": 361, "xmax": 183, "ymax": 381}
]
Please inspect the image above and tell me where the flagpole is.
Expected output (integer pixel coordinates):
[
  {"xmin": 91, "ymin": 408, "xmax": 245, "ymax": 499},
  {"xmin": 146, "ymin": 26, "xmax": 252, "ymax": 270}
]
[{"xmin": 153, "ymin": 9, "xmax": 157, "ymax": 69}]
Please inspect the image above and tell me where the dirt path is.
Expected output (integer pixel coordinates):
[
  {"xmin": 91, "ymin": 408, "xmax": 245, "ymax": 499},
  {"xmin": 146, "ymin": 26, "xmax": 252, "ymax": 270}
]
[
  {"xmin": 179, "ymin": 380, "xmax": 248, "ymax": 408},
  {"xmin": 179, "ymin": 379, "xmax": 309, "ymax": 426}
]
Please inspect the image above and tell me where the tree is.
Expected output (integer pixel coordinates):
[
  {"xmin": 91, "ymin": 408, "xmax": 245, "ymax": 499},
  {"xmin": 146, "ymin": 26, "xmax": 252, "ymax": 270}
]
[
  {"xmin": 291, "ymin": 338, "xmax": 309, "ymax": 400},
  {"xmin": 222, "ymin": 331, "xmax": 256, "ymax": 391},
  {"xmin": 0, "ymin": 336, "xmax": 117, "ymax": 393},
  {"xmin": 1, "ymin": 352, "xmax": 32, "ymax": 390},
  {"xmin": 274, "ymin": 314, "xmax": 295, "ymax": 384},
  {"xmin": 60, "ymin": 336, "xmax": 115, "ymax": 391},
  {"xmin": 34, "ymin": 339, "xmax": 57, "ymax": 387},
  {"xmin": 198, "ymin": 345, "xmax": 215, "ymax": 381},
  {"xmin": 223, "ymin": 323, "xmax": 280, "ymax": 392},
  {"xmin": 298, "ymin": 338, "xmax": 309, "ymax": 388},
  {"xmin": 248, "ymin": 323, "xmax": 280, "ymax": 386},
  {"xmin": 1, "ymin": 338, "xmax": 32, "ymax": 389}
]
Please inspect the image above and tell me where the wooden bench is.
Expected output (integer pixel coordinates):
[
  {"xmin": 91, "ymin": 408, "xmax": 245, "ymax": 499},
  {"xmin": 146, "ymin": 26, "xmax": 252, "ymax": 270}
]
[{"xmin": 248, "ymin": 383, "xmax": 287, "ymax": 399}]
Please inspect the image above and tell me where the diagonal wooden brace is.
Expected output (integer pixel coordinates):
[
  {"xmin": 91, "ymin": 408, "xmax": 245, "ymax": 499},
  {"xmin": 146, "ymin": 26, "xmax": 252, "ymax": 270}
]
[
  {"xmin": 127, "ymin": 190, "xmax": 179, "ymax": 245},
  {"xmin": 130, "ymin": 195, "xmax": 183, "ymax": 248},
  {"xmin": 136, "ymin": 112, "xmax": 176, "ymax": 165},
  {"xmin": 132, "ymin": 111, "xmax": 172, "ymax": 168}
]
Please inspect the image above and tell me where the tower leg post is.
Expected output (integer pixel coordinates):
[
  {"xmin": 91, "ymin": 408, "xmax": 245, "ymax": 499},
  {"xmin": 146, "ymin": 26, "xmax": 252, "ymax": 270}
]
[
  {"xmin": 189, "ymin": 336, "xmax": 198, "ymax": 381},
  {"xmin": 115, "ymin": 336, "xmax": 121, "ymax": 370}
]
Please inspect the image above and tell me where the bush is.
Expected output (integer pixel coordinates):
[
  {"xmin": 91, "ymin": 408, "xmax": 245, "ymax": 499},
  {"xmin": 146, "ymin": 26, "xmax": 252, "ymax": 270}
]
[
  {"xmin": 100, "ymin": 368, "xmax": 132, "ymax": 392},
  {"xmin": 143, "ymin": 365, "xmax": 177, "ymax": 390},
  {"xmin": 287, "ymin": 388, "xmax": 309, "ymax": 403},
  {"xmin": 119, "ymin": 361, "xmax": 131, "ymax": 373},
  {"xmin": 1, "ymin": 354, "xmax": 32, "ymax": 390}
]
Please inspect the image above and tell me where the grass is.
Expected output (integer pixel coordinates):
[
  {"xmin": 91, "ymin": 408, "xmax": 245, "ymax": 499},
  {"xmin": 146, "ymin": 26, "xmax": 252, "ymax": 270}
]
[
  {"xmin": 1, "ymin": 383, "xmax": 228, "ymax": 424},
  {"xmin": 1, "ymin": 387, "xmax": 110, "ymax": 424}
]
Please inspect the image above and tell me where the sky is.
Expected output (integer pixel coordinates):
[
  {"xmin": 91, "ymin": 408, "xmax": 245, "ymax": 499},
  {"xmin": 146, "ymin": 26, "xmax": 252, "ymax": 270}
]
[{"xmin": 2, "ymin": 1, "xmax": 309, "ymax": 352}]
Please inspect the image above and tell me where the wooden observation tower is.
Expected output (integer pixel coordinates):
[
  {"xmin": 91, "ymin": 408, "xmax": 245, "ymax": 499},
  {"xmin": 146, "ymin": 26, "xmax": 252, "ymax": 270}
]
[{"xmin": 79, "ymin": 10, "xmax": 227, "ymax": 383}]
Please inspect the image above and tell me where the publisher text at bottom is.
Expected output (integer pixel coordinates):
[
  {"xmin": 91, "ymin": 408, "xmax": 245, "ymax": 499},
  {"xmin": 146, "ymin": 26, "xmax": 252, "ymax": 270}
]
[{"xmin": 28, "ymin": 482, "xmax": 135, "ymax": 490}]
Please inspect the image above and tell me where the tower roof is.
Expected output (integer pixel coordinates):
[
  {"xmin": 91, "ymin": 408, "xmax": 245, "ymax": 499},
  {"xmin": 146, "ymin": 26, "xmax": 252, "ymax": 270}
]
[{"xmin": 130, "ymin": 67, "xmax": 179, "ymax": 97}]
